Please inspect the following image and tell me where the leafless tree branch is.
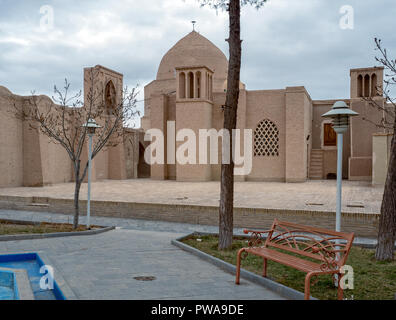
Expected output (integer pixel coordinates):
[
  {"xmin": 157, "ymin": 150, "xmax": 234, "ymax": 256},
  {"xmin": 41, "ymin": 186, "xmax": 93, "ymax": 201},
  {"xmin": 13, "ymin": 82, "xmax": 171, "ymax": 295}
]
[{"xmin": 8, "ymin": 67, "xmax": 139, "ymax": 228}]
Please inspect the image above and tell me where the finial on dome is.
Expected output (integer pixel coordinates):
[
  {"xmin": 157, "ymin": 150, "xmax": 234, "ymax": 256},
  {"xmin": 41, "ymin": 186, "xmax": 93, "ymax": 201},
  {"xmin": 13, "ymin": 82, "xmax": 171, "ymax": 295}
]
[{"xmin": 191, "ymin": 20, "xmax": 196, "ymax": 31}]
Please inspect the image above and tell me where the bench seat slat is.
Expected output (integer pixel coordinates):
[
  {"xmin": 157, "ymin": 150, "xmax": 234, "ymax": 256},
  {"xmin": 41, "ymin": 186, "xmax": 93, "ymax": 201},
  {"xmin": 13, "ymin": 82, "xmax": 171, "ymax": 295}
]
[{"xmin": 245, "ymin": 247, "xmax": 326, "ymax": 273}]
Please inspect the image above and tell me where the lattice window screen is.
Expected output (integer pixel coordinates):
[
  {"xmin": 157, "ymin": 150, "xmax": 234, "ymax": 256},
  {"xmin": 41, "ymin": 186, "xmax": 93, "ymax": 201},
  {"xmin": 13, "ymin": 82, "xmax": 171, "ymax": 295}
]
[{"xmin": 254, "ymin": 119, "xmax": 279, "ymax": 157}]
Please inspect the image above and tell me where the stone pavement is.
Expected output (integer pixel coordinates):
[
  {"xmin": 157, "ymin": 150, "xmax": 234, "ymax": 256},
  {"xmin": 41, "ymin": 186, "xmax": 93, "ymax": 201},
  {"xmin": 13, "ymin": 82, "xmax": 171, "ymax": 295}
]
[
  {"xmin": 0, "ymin": 209, "xmax": 379, "ymax": 246},
  {"xmin": 0, "ymin": 210, "xmax": 284, "ymax": 300},
  {"xmin": 0, "ymin": 179, "xmax": 384, "ymax": 214},
  {"xmin": 0, "ymin": 209, "xmax": 236, "ymax": 234}
]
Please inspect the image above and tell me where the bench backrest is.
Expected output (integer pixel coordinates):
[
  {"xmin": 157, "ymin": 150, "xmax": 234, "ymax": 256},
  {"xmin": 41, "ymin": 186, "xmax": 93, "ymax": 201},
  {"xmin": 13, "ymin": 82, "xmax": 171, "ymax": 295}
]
[{"xmin": 264, "ymin": 219, "xmax": 354, "ymax": 270}]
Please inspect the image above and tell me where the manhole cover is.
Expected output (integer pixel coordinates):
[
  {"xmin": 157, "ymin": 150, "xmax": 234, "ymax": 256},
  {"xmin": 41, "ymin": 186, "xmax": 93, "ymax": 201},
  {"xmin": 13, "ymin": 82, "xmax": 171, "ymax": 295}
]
[{"xmin": 133, "ymin": 276, "xmax": 156, "ymax": 281}]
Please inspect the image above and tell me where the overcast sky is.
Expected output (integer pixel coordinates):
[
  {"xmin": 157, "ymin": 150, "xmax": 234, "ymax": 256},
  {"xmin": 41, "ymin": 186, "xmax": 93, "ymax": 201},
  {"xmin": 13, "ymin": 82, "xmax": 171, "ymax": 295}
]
[{"xmin": 1, "ymin": 0, "xmax": 395, "ymax": 127}]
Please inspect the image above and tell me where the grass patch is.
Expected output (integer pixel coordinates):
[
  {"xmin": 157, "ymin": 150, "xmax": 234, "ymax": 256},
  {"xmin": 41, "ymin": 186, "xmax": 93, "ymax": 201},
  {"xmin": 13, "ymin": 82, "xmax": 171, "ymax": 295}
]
[
  {"xmin": 182, "ymin": 234, "xmax": 396, "ymax": 300},
  {"xmin": 0, "ymin": 219, "xmax": 98, "ymax": 235}
]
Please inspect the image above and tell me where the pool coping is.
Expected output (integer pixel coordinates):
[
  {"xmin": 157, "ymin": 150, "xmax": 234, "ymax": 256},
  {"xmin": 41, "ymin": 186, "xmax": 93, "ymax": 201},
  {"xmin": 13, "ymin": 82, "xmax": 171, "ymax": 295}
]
[
  {"xmin": 1, "ymin": 251, "xmax": 78, "ymax": 300},
  {"xmin": 171, "ymin": 232, "xmax": 318, "ymax": 300},
  {"xmin": 38, "ymin": 251, "xmax": 78, "ymax": 300},
  {"xmin": 0, "ymin": 218, "xmax": 115, "ymax": 242}
]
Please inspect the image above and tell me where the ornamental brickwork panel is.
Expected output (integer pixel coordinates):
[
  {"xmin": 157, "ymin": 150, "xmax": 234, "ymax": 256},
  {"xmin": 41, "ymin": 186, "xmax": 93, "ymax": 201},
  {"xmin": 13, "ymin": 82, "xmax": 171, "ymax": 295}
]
[{"xmin": 254, "ymin": 119, "xmax": 279, "ymax": 157}]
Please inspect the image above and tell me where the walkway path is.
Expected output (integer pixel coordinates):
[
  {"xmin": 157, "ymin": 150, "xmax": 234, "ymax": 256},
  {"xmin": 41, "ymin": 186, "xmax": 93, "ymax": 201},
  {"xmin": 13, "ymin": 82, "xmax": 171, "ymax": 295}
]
[
  {"xmin": 0, "ymin": 210, "xmax": 284, "ymax": 300},
  {"xmin": 0, "ymin": 209, "xmax": 378, "ymax": 245}
]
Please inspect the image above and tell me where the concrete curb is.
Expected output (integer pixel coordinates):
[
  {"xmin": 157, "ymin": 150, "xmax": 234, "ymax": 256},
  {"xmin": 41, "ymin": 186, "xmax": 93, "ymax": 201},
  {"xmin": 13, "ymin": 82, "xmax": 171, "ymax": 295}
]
[
  {"xmin": 171, "ymin": 232, "xmax": 317, "ymax": 300},
  {"xmin": 186, "ymin": 231, "xmax": 396, "ymax": 250},
  {"xmin": 179, "ymin": 230, "xmax": 396, "ymax": 250},
  {"xmin": 0, "ymin": 219, "xmax": 115, "ymax": 241}
]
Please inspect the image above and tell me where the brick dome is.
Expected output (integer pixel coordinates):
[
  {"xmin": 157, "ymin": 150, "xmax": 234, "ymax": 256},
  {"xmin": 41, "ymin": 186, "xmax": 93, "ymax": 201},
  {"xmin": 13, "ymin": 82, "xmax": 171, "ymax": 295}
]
[{"xmin": 156, "ymin": 31, "xmax": 228, "ymax": 82}]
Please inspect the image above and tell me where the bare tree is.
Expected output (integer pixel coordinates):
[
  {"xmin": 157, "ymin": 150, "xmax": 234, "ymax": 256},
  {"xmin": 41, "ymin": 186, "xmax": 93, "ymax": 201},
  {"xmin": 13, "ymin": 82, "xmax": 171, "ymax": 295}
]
[
  {"xmin": 199, "ymin": 0, "xmax": 267, "ymax": 249},
  {"xmin": 11, "ymin": 68, "xmax": 139, "ymax": 229},
  {"xmin": 363, "ymin": 38, "xmax": 396, "ymax": 261}
]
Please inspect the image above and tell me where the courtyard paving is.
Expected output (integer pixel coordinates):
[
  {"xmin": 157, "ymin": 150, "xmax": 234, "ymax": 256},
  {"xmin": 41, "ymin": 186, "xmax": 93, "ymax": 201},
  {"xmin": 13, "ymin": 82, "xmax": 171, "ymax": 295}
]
[
  {"xmin": 0, "ymin": 210, "xmax": 284, "ymax": 300},
  {"xmin": 0, "ymin": 179, "xmax": 384, "ymax": 214}
]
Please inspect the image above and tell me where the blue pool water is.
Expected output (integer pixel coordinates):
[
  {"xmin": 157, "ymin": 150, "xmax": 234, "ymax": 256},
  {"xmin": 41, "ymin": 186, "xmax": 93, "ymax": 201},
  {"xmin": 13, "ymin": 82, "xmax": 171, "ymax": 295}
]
[
  {"xmin": 0, "ymin": 286, "xmax": 14, "ymax": 300},
  {"xmin": 0, "ymin": 269, "xmax": 19, "ymax": 300},
  {"xmin": 0, "ymin": 253, "xmax": 66, "ymax": 300}
]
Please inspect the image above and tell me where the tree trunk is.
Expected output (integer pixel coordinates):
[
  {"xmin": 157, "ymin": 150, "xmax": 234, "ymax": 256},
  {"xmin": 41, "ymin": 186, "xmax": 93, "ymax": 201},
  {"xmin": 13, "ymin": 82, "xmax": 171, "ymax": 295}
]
[
  {"xmin": 375, "ymin": 133, "xmax": 396, "ymax": 261},
  {"xmin": 218, "ymin": 0, "xmax": 241, "ymax": 250},
  {"xmin": 73, "ymin": 162, "xmax": 81, "ymax": 229}
]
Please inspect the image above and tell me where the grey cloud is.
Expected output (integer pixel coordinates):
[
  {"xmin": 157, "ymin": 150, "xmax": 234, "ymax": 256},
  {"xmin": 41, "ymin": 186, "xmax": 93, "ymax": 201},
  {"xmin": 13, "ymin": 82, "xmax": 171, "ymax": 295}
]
[{"xmin": 0, "ymin": 0, "xmax": 395, "ymax": 115}]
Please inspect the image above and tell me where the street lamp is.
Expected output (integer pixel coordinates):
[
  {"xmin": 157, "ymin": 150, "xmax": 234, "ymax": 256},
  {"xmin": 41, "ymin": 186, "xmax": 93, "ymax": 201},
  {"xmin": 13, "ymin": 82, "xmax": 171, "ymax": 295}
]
[
  {"xmin": 321, "ymin": 101, "xmax": 359, "ymax": 234},
  {"xmin": 82, "ymin": 118, "xmax": 101, "ymax": 229}
]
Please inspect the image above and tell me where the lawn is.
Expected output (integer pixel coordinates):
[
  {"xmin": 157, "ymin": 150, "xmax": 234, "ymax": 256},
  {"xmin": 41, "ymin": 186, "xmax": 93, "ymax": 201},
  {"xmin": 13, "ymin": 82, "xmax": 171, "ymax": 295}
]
[
  {"xmin": 182, "ymin": 234, "xmax": 396, "ymax": 300},
  {"xmin": 0, "ymin": 219, "xmax": 93, "ymax": 235}
]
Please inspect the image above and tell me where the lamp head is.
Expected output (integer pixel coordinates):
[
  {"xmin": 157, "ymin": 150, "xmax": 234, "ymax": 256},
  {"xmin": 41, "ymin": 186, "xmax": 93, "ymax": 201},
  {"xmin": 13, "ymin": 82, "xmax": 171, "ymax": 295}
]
[
  {"xmin": 82, "ymin": 118, "xmax": 101, "ymax": 135},
  {"xmin": 321, "ymin": 101, "xmax": 359, "ymax": 132}
]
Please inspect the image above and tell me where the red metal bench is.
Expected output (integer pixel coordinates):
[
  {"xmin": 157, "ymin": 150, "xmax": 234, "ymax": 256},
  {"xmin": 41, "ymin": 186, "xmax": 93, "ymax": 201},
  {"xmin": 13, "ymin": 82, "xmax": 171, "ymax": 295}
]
[{"xmin": 235, "ymin": 219, "xmax": 355, "ymax": 300}]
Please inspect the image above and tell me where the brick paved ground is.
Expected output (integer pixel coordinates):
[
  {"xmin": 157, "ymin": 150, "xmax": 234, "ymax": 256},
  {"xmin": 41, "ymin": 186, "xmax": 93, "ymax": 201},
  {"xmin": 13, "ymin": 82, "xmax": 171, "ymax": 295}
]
[
  {"xmin": 0, "ymin": 179, "xmax": 384, "ymax": 214},
  {"xmin": 0, "ymin": 210, "xmax": 284, "ymax": 300}
]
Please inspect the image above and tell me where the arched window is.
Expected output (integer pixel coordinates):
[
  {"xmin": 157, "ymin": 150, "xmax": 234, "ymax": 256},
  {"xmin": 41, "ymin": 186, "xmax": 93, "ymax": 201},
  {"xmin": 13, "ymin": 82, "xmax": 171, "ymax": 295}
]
[
  {"xmin": 209, "ymin": 75, "xmax": 213, "ymax": 100},
  {"xmin": 187, "ymin": 72, "xmax": 194, "ymax": 98},
  {"xmin": 371, "ymin": 74, "xmax": 377, "ymax": 96},
  {"xmin": 357, "ymin": 74, "xmax": 363, "ymax": 97},
  {"xmin": 207, "ymin": 73, "xmax": 210, "ymax": 99},
  {"xmin": 195, "ymin": 71, "xmax": 201, "ymax": 98},
  {"xmin": 254, "ymin": 119, "xmax": 279, "ymax": 157},
  {"xmin": 179, "ymin": 72, "xmax": 185, "ymax": 99},
  {"xmin": 105, "ymin": 80, "xmax": 116, "ymax": 114},
  {"xmin": 364, "ymin": 74, "xmax": 370, "ymax": 97}
]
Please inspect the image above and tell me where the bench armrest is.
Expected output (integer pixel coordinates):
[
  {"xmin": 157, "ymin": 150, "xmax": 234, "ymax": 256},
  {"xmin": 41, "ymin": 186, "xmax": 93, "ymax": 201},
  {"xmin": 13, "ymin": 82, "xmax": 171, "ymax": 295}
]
[
  {"xmin": 243, "ymin": 229, "xmax": 272, "ymax": 247},
  {"xmin": 312, "ymin": 246, "xmax": 341, "ymax": 271}
]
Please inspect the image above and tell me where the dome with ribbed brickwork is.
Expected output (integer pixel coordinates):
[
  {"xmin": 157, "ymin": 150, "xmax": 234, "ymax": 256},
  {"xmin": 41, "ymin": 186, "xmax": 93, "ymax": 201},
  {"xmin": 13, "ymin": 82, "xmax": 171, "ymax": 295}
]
[{"xmin": 156, "ymin": 31, "xmax": 228, "ymax": 82}]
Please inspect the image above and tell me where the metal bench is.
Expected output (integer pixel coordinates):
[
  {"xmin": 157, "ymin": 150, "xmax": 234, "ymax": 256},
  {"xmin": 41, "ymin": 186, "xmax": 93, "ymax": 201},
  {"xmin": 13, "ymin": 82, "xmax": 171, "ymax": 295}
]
[{"xmin": 235, "ymin": 219, "xmax": 354, "ymax": 300}]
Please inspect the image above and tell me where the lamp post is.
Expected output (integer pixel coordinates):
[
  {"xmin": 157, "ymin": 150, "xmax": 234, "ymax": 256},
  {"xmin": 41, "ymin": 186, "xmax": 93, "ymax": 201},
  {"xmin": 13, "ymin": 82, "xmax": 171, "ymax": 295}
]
[
  {"xmin": 82, "ymin": 118, "xmax": 101, "ymax": 229},
  {"xmin": 321, "ymin": 101, "xmax": 358, "ymax": 234}
]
